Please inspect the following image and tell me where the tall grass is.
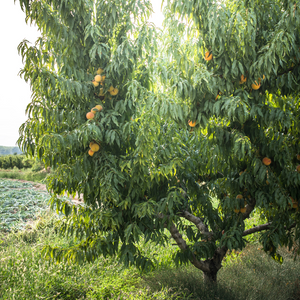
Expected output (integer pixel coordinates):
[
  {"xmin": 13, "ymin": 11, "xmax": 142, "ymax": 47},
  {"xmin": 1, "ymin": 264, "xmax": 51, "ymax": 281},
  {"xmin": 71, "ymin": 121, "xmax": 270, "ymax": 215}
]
[{"xmin": 1, "ymin": 211, "xmax": 300, "ymax": 300}]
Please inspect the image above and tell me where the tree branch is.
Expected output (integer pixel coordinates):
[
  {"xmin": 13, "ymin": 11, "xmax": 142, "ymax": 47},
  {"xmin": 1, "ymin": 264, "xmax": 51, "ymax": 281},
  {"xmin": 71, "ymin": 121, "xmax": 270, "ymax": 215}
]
[
  {"xmin": 242, "ymin": 222, "xmax": 272, "ymax": 236},
  {"xmin": 168, "ymin": 222, "xmax": 210, "ymax": 273},
  {"xmin": 179, "ymin": 210, "xmax": 210, "ymax": 235},
  {"xmin": 243, "ymin": 222, "xmax": 297, "ymax": 237},
  {"xmin": 277, "ymin": 64, "xmax": 298, "ymax": 76}
]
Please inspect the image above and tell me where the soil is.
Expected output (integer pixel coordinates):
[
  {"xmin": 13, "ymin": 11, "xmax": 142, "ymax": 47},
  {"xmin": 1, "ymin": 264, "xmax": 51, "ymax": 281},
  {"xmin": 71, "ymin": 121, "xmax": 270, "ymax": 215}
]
[{"xmin": 2, "ymin": 178, "xmax": 83, "ymax": 205}]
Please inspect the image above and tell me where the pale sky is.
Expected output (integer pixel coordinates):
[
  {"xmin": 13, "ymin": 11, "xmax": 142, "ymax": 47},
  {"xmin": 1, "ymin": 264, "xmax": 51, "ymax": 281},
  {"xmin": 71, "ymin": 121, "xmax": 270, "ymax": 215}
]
[{"xmin": 0, "ymin": 1, "xmax": 164, "ymax": 147}]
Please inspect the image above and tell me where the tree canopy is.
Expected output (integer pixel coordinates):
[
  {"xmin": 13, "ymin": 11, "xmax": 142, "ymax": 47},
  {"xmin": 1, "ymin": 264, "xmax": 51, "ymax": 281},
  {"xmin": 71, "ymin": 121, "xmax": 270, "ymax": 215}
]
[{"xmin": 16, "ymin": 0, "xmax": 300, "ymax": 282}]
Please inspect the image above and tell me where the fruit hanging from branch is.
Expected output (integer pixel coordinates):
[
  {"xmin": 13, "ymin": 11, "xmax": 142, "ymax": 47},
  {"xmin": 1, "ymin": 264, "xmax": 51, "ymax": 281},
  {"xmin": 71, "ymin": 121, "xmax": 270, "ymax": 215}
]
[
  {"xmin": 109, "ymin": 87, "xmax": 119, "ymax": 96},
  {"xmin": 204, "ymin": 51, "xmax": 212, "ymax": 61},
  {"xmin": 239, "ymin": 74, "xmax": 247, "ymax": 84},
  {"xmin": 94, "ymin": 75, "xmax": 102, "ymax": 82},
  {"xmin": 90, "ymin": 143, "xmax": 100, "ymax": 152},
  {"xmin": 95, "ymin": 105, "xmax": 103, "ymax": 111},
  {"xmin": 251, "ymin": 81, "xmax": 261, "ymax": 90},
  {"xmin": 262, "ymin": 157, "xmax": 272, "ymax": 166},
  {"xmin": 188, "ymin": 120, "xmax": 196, "ymax": 127},
  {"xmin": 92, "ymin": 80, "xmax": 99, "ymax": 87},
  {"xmin": 86, "ymin": 112, "xmax": 95, "ymax": 120}
]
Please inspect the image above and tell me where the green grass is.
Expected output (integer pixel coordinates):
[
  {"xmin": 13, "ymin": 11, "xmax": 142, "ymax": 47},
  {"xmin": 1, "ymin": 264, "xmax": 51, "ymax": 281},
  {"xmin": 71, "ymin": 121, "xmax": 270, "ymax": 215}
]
[
  {"xmin": 0, "ymin": 179, "xmax": 300, "ymax": 299},
  {"xmin": 0, "ymin": 168, "xmax": 48, "ymax": 182}
]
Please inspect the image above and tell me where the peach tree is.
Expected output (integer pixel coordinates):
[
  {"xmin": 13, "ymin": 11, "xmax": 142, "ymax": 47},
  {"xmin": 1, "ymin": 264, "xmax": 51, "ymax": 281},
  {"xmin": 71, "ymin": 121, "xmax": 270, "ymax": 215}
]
[{"xmin": 17, "ymin": 0, "xmax": 300, "ymax": 283}]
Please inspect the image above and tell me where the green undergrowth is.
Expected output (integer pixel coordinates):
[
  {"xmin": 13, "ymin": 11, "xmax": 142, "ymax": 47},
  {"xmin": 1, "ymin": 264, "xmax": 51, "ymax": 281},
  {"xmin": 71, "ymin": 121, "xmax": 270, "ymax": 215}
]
[
  {"xmin": 0, "ymin": 168, "xmax": 48, "ymax": 182},
  {"xmin": 0, "ymin": 179, "xmax": 300, "ymax": 299}
]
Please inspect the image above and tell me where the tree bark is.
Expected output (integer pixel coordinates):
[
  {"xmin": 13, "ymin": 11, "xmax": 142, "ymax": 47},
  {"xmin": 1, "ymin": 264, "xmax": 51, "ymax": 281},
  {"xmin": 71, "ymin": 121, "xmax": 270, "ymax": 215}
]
[
  {"xmin": 202, "ymin": 245, "xmax": 227, "ymax": 284},
  {"xmin": 203, "ymin": 270, "xmax": 218, "ymax": 283}
]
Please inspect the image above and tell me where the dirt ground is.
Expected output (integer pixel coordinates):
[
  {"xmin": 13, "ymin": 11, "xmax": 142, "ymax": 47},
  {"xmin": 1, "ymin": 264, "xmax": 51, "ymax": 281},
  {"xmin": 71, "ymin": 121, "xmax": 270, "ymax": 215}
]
[{"xmin": 2, "ymin": 178, "xmax": 83, "ymax": 205}]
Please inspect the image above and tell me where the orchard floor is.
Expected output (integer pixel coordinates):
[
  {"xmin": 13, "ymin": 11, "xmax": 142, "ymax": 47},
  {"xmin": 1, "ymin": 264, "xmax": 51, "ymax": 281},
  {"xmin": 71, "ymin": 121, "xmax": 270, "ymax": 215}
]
[{"xmin": 0, "ymin": 178, "xmax": 300, "ymax": 299}]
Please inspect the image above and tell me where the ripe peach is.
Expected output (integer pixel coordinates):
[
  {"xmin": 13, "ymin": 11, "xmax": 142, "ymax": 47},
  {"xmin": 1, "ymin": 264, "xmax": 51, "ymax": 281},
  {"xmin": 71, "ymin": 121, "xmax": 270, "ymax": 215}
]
[
  {"xmin": 94, "ymin": 75, "xmax": 102, "ymax": 82},
  {"xmin": 188, "ymin": 120, "xmax": 196, "ymax": 127},
  {"xmin": 86, "ymin": 112, "xmax": 95, "ymax": 120},
  {"xmin": 110, "ymin": 88, "xmax": 119, "ymax": 96},
  {"xmin": 204, "ymin": 52, "xmax": 212, "ymax": 61},
  {"xmin": 88, "ymin": 149, "xmax": 94, "ymax": 156},
  {"xmin": 236, "ymin": 194, "xmax": 243, "ymax": 199},
  {"xmin": 262, "ymin": 157, "xmax": 271, "ymax": 166},
  {"xmin": 239, "ymin": 74, "xmax": 247, "ymax": 84},
  {"xmin": 91, "ymin": 107, "xmax": 99, "ymax": 114},
  {"xmin": 240, "ymin": 207, "xmax": 246, "ymax": 213},
  {"xmin": 251, "ymin": 81, "xmax": 261, "ymax": 90},
  {"xmin": 95, "ymin": 105, "xmax": 103, "ymax": 111},
  {"xmin": 92, "ymin": 80, "xmax": 99, "ymax": 87},
  {"xmin": 90, "ymin": 143, "xmax": 100, "ymax": 152},
  {"xmin": 297, "ymin": 165, "xmax": 300, "ymax": 173}
]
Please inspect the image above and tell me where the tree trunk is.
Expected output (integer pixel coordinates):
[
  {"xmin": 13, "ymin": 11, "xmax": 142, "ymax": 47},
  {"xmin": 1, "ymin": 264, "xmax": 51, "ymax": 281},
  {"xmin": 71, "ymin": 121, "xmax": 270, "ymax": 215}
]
[
  {"xmin": 201, "ymin": 247, "xmax": 227, "ymax": 284},
  {"xmin": 203, "ymin": 270, "xmax": 218, "ymax": 284}
]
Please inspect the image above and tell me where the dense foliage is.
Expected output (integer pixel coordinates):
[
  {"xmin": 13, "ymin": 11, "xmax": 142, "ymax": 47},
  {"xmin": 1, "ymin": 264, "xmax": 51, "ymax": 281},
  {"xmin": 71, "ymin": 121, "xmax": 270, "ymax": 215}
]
[{"xmin": 16, "ymin": 0, "xmax": 300, "ymax": 282}]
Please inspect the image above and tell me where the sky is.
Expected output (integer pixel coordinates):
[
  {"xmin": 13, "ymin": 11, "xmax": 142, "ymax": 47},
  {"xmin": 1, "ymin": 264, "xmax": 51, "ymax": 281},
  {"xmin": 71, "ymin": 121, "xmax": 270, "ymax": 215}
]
[{"xmin": 0, "ymin": 0, "xmax": 164, "ymax": 147}]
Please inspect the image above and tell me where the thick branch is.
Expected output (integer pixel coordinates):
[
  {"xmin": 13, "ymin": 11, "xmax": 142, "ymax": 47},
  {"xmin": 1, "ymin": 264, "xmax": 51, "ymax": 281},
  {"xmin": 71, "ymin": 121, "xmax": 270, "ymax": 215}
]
[
  {"xmin": 243, "ymin": 222, "xmax": 296, "ymax": 237},
  {"xmin": 179, "ymin": 211, "xmax": 210, "ymax": 234},
  {"xmin": 169, "ymin": 222, "xmax": 210, "ymax": 273},
  {"xmin": 242, "ymin": 222, "xmax": 272, "ymax": 236}
]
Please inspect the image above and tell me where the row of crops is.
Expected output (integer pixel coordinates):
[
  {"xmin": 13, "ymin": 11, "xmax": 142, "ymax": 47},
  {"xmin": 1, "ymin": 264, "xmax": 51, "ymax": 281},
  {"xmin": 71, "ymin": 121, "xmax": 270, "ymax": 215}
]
[
  {"xmin": 0, "ymin": 179, "xmax": 51, "ymax": 232},
  {"xmin": 0, "ymin": 179, "xmax": 79, "ymax": 232}
]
